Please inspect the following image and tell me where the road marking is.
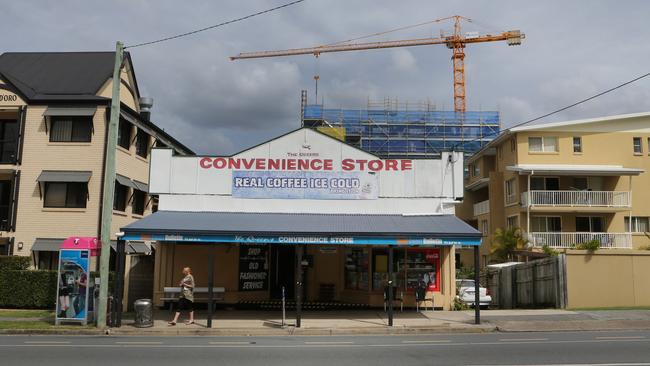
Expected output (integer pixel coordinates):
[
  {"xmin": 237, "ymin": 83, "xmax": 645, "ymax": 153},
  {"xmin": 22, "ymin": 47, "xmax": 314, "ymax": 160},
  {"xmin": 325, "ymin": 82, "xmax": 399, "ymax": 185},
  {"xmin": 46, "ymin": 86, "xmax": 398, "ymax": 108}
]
[
  {"xmin": 2, "ymin": 337, "xmax": 650, "ymax": 349},
  {"xmin": 499, "ymin": 338, "xmax": 548, "ymax": 342},
  {"xmin": 304, "ymin": 341, "xmax": 354, "ymax": 345},
  {"xmin": 24, "ymin": 341, "xmax": 71, "ymax": 344},
  {"xmin": 402, "ymin": 340, "xmax": 452, "ymax": 344},
  {"xmin": 486, "ymin": 363, "xmax": 650, "ymax": 366},
  {"xmin": 114, "ymin": 341, "xmax": 163, "ymax": 345},
  {"xmin": 209, "ymin": 341, "xmax": 254, "ymax": 345},
  {"xmin": 595, "ymin": 336, "xmax": 646, "ymax": 340}
]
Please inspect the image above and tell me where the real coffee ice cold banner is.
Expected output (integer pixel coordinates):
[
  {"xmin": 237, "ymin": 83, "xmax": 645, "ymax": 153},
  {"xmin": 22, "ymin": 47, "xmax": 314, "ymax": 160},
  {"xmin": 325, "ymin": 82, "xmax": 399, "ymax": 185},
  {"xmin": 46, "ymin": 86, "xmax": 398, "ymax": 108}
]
[
  {"xmin": 56, "ymin": 249, "xmax": 90, "ymax": 324},
  {"xmin": 232, "ymin": 171, "xmax": 378, "ymax": 200}
]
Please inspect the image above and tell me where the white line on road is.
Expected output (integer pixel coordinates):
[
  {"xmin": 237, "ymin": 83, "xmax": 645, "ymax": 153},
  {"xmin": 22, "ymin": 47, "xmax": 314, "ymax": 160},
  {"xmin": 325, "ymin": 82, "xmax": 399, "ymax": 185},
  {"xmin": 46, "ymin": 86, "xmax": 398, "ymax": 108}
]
[
  {"xmin": 472, "ymin": 363, "xmax": 650, "ymax": 366},
  {"xmin": 24, "ymin": 341, "xmax": 71, "ymax": 344},
  {"xmin": 2, "ymin": 337, "xmax": 649, "ymax": 349},
  {"xmin": 115, "ymin": 341, "xmax": 163, "ymax": 345},
  {"xmin": 304, "ymin": 341, "xmax": 354, "ymax": 345},
  {"xmin": 209, "ymin": 341, "xmax": 254, "ymax": 345},
  {"xmin": 499, "ymin": 338, "xmax": 548, "ymax": 342},
  {"xmin": 402, "ymin": 340, "xmax": 452, "ymax": 344},
  {"xmin": 595, "ymin": 336, "xmax": 646, "ymax": 340}
]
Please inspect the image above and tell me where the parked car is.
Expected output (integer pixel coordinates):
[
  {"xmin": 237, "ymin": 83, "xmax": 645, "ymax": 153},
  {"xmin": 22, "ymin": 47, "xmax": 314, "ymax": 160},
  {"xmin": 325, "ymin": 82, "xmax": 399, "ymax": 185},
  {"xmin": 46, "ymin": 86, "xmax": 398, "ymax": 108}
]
[{"xmin": 456, "ymin": 279, "xmax": 491, "ymax": 308}]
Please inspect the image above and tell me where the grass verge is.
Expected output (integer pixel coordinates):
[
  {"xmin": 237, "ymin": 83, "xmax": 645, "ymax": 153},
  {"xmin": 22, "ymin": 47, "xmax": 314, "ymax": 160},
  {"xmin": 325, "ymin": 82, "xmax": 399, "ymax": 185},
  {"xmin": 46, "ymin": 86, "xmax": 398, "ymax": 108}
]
[{"xmin": 0, "ymin": 309, "xmax": 54, "ymax": 318}]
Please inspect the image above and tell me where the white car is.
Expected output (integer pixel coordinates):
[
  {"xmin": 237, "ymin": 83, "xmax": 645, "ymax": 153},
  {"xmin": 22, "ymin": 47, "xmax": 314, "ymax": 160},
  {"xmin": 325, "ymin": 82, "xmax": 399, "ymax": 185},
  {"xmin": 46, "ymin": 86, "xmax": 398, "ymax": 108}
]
[{"xmin": 456, "ymin": 279, "xmax": 492, "ymax": 308}]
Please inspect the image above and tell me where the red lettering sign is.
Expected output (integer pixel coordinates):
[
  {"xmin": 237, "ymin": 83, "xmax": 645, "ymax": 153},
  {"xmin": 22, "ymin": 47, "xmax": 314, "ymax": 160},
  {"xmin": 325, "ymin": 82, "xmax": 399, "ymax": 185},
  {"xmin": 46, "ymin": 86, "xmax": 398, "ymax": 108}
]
[{"xmin": 197, "ymin": 157, "xmax": 414, "ymax": 171}]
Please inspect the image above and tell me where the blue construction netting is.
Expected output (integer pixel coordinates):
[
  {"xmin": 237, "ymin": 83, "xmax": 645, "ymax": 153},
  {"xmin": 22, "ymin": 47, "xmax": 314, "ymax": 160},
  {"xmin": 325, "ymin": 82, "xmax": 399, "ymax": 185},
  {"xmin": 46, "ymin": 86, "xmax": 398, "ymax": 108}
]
[{"xmin": 303, "ymin": 105, "xmax": 500, "ymax": 157}]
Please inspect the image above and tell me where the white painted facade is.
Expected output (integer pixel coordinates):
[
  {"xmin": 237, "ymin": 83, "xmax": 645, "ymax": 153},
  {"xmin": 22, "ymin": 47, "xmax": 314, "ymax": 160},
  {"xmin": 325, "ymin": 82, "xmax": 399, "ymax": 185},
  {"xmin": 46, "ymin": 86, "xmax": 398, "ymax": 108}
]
[{"xmin": 151, "ymin": 129, "xmax": 464, "ymax": 214}]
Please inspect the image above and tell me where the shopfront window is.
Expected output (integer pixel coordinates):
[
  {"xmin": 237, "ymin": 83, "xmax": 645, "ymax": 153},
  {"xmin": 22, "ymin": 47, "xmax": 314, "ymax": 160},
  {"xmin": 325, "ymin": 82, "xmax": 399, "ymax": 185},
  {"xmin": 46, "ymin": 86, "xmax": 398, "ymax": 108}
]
[
  {"xmin": 344, "ymin": 248, "xmax": 369, "ymax": 291},
  {"xmin": 371, "ymin": 248, "xmax": 440, "ymax": 292}
]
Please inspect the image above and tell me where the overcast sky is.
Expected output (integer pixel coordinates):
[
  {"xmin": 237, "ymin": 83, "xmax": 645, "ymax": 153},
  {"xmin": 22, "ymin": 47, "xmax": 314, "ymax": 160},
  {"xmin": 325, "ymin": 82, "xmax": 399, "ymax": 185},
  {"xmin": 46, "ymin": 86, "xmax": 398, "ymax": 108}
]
[{"xmin": 4, "ymin": 0, "xmax": 650, "ymax": 154}]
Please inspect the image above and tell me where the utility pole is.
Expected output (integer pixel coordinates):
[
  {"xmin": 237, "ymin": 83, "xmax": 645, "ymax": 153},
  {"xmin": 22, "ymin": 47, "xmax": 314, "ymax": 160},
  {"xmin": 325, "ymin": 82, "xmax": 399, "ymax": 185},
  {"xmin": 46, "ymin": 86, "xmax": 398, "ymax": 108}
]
[{"xmin": 97, "ymin": 41, "xmax": 123, "ymax": 328}]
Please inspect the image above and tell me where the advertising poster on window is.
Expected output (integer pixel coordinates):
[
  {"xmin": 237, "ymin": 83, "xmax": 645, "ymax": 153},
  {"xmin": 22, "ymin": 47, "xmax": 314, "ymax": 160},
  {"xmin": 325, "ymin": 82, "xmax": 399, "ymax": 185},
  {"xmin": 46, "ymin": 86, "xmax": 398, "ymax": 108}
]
[
  {"xmin": 406, "ymin": 249, "xmax": 440, "ymax": 292},
  {"xmin": 232, "ymin": 171, "xmax": 378, "ymax": 200},
  {"xmin": 238, "ymin": 244, "xmax": 269, "ymax": 291},
  {"xmin": 56, "ymin": 249, "xmax": 89, "ymax": 324}
]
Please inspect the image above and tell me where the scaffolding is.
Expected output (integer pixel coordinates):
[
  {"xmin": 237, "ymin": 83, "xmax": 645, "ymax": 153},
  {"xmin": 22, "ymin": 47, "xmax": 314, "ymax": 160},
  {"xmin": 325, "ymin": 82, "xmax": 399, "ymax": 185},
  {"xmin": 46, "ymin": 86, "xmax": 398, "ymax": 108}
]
[{"xmin": 301, "ymin": 95, "xmax": 500, "ymax": 159}]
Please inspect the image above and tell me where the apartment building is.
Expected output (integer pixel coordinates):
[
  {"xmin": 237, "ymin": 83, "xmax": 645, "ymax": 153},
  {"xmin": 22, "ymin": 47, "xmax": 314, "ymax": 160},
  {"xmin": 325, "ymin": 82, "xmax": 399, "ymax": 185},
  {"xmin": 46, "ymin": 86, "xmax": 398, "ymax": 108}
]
[
  {"xmin": 457, "ymin": 112, "xmax": 650, "ymax": 267},
  {"xmin": 0, "ymin": 52, "xmax": 193, "ymax": 269}
]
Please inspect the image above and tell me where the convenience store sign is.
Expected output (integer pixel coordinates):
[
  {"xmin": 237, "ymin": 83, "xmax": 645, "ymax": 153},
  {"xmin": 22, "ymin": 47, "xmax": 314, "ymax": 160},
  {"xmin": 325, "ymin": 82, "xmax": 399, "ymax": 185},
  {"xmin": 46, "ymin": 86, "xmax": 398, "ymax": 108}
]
[{"xmin": 122, "ymin": 234, "xmax": 481, "ymax": 246}]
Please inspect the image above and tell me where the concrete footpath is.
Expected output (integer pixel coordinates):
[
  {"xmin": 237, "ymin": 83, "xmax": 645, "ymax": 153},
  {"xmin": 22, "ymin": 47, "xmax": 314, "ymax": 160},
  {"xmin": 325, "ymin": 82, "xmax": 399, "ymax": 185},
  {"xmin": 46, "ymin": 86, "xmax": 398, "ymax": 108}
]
[
  {"xmin": 3, "ymin": 309, "xmax": 650, "ymax": 335},
  {"xmin": 106, "ymin": 309, "xmax": 650, "ymax": 336}
]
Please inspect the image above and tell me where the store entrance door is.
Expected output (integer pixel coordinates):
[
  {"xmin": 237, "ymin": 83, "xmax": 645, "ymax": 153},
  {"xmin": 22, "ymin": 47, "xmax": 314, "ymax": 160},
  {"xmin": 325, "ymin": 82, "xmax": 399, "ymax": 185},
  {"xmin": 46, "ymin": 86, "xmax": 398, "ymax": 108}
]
[{"xmin": 270, "ymin": 246, "xmax": 295, "ymax": 299}]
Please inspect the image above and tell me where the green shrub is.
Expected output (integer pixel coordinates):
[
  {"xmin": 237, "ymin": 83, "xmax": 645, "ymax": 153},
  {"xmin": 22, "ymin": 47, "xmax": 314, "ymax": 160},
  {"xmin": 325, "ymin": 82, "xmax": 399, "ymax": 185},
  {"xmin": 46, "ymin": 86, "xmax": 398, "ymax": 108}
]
[
  {"xmin": 542, "ymin": 245, "xmax": 560, "ymax": 256},
  {"xmin": 0, "ymin": 270, "xmax": 58, "ymax": 309},
  {"xmin": 573, "ymin": 239, "xmax": 600, "ymax": 252},
  {"xmin": 0, "ymin": 256, "xmax": 31, "ymax": 271}
]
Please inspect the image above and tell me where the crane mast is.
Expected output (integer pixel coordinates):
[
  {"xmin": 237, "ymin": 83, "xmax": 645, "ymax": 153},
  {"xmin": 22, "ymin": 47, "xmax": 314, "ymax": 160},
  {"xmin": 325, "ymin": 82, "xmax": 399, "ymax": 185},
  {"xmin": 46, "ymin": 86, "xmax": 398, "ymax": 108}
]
[{"xmin": 231, "ymin": 16, "xmax": 524, "ymax": 113}]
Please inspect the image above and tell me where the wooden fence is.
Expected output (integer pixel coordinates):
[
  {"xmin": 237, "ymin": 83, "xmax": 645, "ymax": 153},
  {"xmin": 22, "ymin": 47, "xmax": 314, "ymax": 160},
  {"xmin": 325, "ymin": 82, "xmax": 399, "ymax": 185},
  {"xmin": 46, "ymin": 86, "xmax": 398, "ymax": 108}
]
[{"xmin": 482, "ymin": 255, "xmax": 567, "ymax": 309}]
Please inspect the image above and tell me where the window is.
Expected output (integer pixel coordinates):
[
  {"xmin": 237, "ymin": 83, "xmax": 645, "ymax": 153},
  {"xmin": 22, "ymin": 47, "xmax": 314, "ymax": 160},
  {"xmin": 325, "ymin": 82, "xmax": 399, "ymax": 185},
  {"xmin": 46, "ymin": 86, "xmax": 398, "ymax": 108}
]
[
  {"xmin": 44, "ymin": 182, "xmax": 87, "ymax": 208},
  {"xmin": 132, "ymin": 190, "xmax": 146, "ymax": 216},
  {"xmin": 573, "ymin": 136, "xmax": 582, "ymax": 153},
  {"xmin": 0, "ymin": 180, "xmax": 11, "ymax": 231},
  {"xmin": 506, "ymin": 215, "xmax": 519, "ymax": 229},
  {"xmin": 625, "ymin": 217, "xmax": 649, "ymax": 233},
  {"xmin": 481, "ymin": 220, "xmax": 489, "ymax": 236},
  {"xmin": 531, "ymin": 177, "xmax": 560, "ymax": 191},
  {"xmin": 117, "ymin": 119, "xmax": 132, "ymax": 149},
  {"xmin": 531, "ymin": 216, "xmax": 562, "ymax": 232},
  {"xmin": 576, "ymin": 216, "xmax": 604, "ymax": 232},
  {"xmin": 37, "ymin": 251, "xmax": 59, "ymax": 270},
  {"xmin": 135, "ymin": 129, "xmax": 150, "ymax": 158},
  {"xmin": 50, "ymin": 117, "xmax": 92, "ymax": 142},
  {"xmin": 528, "ymin": 136, "xmax": 558, "ymax": 152},
  {"xmin": 0, "ymin": 119, "xmax": 18, "ymax": 163},
  {"xmin": 497, "ymin": 146, "xmax": 503, "ymax": 160},
  {"xmin": 345, "ymin": 249, "xmax": 369, "ymax": 290},
  {"xmin": 473, "ymin": 163, "xmax": 480, "ymax": 177},
  {"xmin": 510, "ymin": 138, "xmax": 517, "ymax": 152},
  {"xmin": 113, "ymin": 182, "xmax": 128, "ymax": 212},
  {"xmin": 633, "ymin": 137, "xmax": 643, "ymax": 154},
  {"xmin": 505, "ymin": 178, "xmax": 517, "ymax": 204}
]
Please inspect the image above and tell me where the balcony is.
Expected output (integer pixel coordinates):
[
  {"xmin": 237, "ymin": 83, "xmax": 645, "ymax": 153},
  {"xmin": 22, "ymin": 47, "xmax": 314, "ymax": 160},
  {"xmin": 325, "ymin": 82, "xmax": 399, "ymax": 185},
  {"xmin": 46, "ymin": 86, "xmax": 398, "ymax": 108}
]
[
  {"xmin": 521, "ymin": 190, "xmax": 631, "ymax": 209},
  {"xmin": 473, "ymin": 200, "xmax": 490, "ymax": 216},
  {"xmin": 527, "ymin": 232, "xmax": 632, "ymax": 249}
]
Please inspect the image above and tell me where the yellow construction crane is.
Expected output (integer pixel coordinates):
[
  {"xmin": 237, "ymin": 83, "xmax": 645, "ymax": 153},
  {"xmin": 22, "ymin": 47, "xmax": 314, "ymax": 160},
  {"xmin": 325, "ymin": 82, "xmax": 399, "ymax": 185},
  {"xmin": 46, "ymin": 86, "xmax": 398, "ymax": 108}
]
[{"xmin": 231, "ymin": 15, "xmax": 524, "ymax": 113}]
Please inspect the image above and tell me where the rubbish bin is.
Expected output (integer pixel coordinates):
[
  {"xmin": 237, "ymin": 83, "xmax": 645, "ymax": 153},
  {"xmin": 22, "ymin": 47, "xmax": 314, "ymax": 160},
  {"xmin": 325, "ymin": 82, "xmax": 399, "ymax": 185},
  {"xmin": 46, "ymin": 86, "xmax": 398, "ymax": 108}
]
[{"xmin": 133, "ymin": 299, "xmax": 154, "ymax": 328}]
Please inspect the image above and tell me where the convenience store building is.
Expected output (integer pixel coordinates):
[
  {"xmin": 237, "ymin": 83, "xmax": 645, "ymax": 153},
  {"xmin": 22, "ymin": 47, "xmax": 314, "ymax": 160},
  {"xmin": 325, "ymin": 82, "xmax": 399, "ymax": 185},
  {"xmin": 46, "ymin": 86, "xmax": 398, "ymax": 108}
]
[{"xmin": 122, "ymin": 128, "xmax": 481, "ymax": 312}]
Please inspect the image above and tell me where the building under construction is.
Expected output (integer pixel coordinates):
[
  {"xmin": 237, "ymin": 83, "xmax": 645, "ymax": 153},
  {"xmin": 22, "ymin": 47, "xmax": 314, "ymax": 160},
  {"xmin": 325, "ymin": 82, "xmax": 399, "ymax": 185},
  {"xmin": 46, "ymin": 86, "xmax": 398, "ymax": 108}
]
[{"xmin": 301, "ymin": 93, "xmax": 500, "ymax": 159}]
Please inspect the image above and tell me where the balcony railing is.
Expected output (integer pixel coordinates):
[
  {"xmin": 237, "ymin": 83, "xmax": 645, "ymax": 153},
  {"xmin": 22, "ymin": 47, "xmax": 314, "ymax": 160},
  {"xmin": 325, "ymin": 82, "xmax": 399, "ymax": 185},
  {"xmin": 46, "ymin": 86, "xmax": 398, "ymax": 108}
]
[
  {"xmin": 521, "ymin": 190, "xmax": 631, "ymax": 208},
  {"xmin": 527, "ymin": 232, "xmax": 632, "ymax": 249},
  {"xmin": 473, "ymin": 200, "xmax": 490, "ymax": 216}
]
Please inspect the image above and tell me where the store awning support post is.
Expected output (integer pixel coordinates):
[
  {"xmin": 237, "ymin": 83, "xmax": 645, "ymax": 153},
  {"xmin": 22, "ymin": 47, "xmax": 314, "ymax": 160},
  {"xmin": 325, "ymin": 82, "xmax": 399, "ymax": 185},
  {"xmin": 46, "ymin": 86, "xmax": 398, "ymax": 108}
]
[
  {"xmin": 295, "ymin": 245, "xmax": 303, "ymax": 328},
  {"xmin": 97, "ymin": 41, "xmax": 123, "ymax": 328},
  {"xmin": 388, "ymin": 246, "xmax": 394, "ymax": 327},
  {"xmin": 474, "ymin": 245, "xmax": 481, "ymax": 324},
  {"xmin": 207, "ymin": 245, "xmax": 215, "ymax": 328}
]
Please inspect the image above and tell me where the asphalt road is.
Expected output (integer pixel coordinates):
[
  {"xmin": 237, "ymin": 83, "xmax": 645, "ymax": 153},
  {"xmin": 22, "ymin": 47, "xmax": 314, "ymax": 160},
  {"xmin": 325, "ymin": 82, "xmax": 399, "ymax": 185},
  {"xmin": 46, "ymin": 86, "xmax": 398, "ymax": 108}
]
[{"xmin": 1, "ymin": 331, "xmax": 650, "ymax": 366}]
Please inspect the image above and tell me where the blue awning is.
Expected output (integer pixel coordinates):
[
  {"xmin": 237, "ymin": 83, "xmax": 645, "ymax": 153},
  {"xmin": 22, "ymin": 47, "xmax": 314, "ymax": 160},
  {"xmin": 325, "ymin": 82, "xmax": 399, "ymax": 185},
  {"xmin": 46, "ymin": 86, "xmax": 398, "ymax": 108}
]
[{"xmin": 121, "ymin": 211, "xmax": 482, "ymax": 246}]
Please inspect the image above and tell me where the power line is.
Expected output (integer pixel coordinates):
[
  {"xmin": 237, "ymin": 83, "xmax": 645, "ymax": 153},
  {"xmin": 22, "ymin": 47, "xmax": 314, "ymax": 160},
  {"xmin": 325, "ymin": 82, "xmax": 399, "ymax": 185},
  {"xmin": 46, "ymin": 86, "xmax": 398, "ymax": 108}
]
[
  {"xmin": 125, "ymin": 0, "xmax": 306, "ymax": 49},
  {"xmin": 452, "ymin": 71, "xmax": 650, "ymax": 151}
]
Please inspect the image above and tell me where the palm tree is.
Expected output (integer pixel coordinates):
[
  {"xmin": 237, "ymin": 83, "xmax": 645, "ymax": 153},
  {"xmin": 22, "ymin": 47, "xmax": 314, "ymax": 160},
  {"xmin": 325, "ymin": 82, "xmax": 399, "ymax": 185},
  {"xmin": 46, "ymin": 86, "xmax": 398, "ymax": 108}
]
[{"xmin": 490, "ymin": 227, "xmax": 529, "ymax": 262}]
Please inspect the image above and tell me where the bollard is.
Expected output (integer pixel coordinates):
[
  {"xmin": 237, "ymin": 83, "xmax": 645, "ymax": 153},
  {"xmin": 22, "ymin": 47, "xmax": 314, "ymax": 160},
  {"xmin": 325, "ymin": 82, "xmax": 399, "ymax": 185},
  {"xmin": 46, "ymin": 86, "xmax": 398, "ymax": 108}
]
[{"xmin": 281, "ymin": 286, "xmax": 286, "ymax": 328}]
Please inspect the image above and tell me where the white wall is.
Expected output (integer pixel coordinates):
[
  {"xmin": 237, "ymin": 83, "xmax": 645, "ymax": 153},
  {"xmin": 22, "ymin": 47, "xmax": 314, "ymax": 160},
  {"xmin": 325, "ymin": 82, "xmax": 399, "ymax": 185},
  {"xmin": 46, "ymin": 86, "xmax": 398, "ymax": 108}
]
[{"xmin": 151, "ymin": 129, "xmax": 464, "ymax": 214}]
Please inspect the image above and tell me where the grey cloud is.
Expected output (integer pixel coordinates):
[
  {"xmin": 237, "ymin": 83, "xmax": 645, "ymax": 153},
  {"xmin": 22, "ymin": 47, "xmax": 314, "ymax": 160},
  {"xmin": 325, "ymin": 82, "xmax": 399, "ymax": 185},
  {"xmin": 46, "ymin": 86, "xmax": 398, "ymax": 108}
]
[{"xmin": 4, "ymin": 0, "xmax": 650, "ymax": 154}]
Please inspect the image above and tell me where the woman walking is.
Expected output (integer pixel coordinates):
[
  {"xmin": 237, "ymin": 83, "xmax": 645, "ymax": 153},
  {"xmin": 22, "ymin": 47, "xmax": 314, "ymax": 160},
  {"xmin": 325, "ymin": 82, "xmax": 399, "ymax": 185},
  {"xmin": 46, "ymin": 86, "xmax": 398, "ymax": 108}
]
[{"xmin": 168, "ymin": 267, "xmax": 195, "ymax": 325}]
